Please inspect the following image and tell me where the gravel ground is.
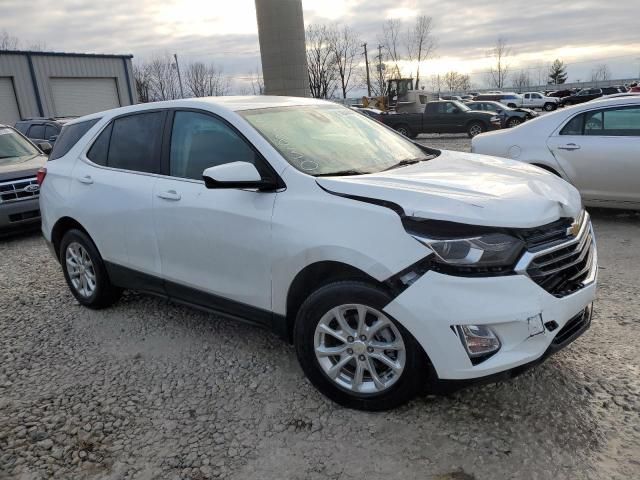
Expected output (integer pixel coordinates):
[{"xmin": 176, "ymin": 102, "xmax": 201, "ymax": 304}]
[{"xmin": 1, "ymin": 135, "xmax": 639, "ymax": 480}]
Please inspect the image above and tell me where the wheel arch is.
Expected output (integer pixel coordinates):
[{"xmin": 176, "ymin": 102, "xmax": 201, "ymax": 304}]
[
  {"xmin": 284, "ymin": 261, "xmax": 385, "ymax": 343},
  {"xmin": 51, "ymin": 217, "xmax": 92, "ymax": 262},
  {"xmin": 531, "ymin": 163, "xmax": 562, "ymax": 177}
]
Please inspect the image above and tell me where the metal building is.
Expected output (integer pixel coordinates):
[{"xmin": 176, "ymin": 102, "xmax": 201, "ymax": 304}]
[
  {"xmin": 255, "ymin": 0, "xmax": 308, "ymax": 97},
  {"xmin": 0, "ymin": 50, "xmax": 136, "ymax": 125}
]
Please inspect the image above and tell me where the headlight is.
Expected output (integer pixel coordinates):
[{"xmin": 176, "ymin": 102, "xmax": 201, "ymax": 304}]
[{"xmin": 413, "ymin": 233, "xmax": 524, "ymax": 267}]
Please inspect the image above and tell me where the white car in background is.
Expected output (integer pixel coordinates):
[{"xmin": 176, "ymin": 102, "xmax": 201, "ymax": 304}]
[
  {"xmin": 40, "ymin": 97, "xmax": 596, "ymax": 410},
  {"xmin": 472, "ymin": 96, "xmax": 640, "ymax": 209}
]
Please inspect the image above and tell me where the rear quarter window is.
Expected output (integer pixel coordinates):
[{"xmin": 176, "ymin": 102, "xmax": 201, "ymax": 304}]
[{"xmin": 49, "ymin": 118, "xmax": 100, "ymax": 160}]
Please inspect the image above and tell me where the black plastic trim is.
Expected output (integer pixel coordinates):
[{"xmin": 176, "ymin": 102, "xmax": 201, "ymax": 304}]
[
  {"xmin": 104, "ymin": 262, "xmax": 287, "ymax": 338},
  {"xmin": 317, "ymin": 184, "xmax": 405, "ymax": 216}
]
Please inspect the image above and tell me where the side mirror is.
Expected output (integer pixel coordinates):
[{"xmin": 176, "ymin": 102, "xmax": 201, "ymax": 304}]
[
  {"xmin": 202, "ymin": 162, "xmax": 277, "ymax": 191},
  {"xmin": 36, "ymin": 141, "xmax": 52, "ymax": 155}
]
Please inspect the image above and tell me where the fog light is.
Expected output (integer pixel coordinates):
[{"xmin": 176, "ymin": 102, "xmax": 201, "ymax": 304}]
[{"xmin": 456, "ymin": 324, "xmax": 501, "ymax": 358}]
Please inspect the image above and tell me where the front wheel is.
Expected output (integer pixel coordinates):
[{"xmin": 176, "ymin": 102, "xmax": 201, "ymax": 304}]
[
  {"xmin": 467, "ymin": 122, "xmax": 485, "ymax": 138},
  {"xmin": 394, "ymin": 124, "xmax": 413, "ymax": 138},
  {"xmin": 543, "ymin": 102, "xmax": 556, "ymax": 111},
  {"xmin": 294, "ymin": 281, "xmax": 430, "ymax": 411},
  {"xmin": 60, "ymin": 229, "xmax": 121, "ymax": 309},
  {"xmin": 507, "ymin": 117, "xmax": 522, "ymax": 128}
]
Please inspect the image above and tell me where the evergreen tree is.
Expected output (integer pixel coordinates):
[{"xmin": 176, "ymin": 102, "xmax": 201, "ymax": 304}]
[{"xmin": 548, "ymin": 59, "xmax": 568, "ymax": 84}]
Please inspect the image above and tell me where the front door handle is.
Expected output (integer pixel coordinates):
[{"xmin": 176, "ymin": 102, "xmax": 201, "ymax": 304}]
[
  {"xmin": 156, "ymin": 190, "xmax": 181, "ymax": 201},
  {"xmin": 77, "ymin": 175, "xmax": 93, "ymax": 184},
  {"xmin": 557, "ymin": 143, "xmax": 581, "ymax": 151}
]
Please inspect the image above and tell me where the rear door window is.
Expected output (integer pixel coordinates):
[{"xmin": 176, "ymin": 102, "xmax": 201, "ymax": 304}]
[
  {"xmin": 106, "ymin": 111, "xmax": 165, "ymax": 173},
  {"xmin": 28, "ymin": 124, "xmax": 45, "ymax": 139},
  {"xmin": 49, "ymin": 118, "xmax": 100, "ymax": 160}
]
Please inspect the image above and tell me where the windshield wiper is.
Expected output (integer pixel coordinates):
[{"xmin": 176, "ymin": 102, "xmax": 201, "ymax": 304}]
[
  {"xmin": 381, "ymin": 158, "xmax": 424, "ymax": 171},
  {"xmin": 315, "ymin": 169, "xmax": 368, "ymax": 177}
]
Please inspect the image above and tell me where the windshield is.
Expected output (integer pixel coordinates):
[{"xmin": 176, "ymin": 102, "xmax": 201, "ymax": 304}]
[
  {"xmin": 240, "ymin": 105, "xmax": 435, "ymax": 176},
  {"xmin": 0, "ymin": 127, "xmax": 39, "ymax": 164}
]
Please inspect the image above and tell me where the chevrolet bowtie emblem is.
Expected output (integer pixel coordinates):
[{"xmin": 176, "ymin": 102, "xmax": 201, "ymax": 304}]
[{"xmin": 568, "ymin": 220, "xmax": 580, "ymax": 237}]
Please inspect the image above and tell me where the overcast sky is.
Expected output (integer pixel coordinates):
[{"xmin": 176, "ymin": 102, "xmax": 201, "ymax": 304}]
[{"xmin": 3, "ymin": 0, "xmax": 640, "ymax": 92}]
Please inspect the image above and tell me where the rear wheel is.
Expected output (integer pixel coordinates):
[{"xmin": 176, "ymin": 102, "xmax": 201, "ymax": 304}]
[
  {"xmin": 294, "ymin": 281, "xmax": 430, "ymax": 411},
  {"xmin": 507, "ymin": 103, "xmax": 517, "ymax": 108},
  {"xmin": 543, "ymin": 102, "xmax": 556, "ymax": 111},
  {"xmin": 395, "ymin": 124, "xmax": 413, "ymax": 138},
  {"xmin": 467, "ymin": 121, "xmax": 485, "ymax": 138},
  {"xmin": 507, "ymin": 117, "xmax": 522, "ymax": 128},
  {"xmin": 60, "ymin": 229, "xmax": 121, "ymax": 309}
]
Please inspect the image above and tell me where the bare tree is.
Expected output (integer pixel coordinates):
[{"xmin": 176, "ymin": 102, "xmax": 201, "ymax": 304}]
[
  {"xmin": 430, "ymin": 74, "xmax": 443, "ymax": 95},
  {"xmin": 512, "ymin": 70, "xmax": 531, "ymax": 92},
  {"xmin": 306, "ymin": 24, "xmax": 337, "ymax": 99},
  {"xmin": 487, "ymin": 37, "xmax": 511, "ymax": 89},
  {"xmin": 185, "ymin": 61, "xmax": 230, "ymax": 97},
  {"xmin": 405, "ymin": 16, "xmax": 436, "ymax": 90},
  {"xmin": 147, "ymin": 55, "xmax": 181, "ymax": 101},
  {"xmin": 443, "ymin": 71, "xmax": 472, "ymax": 92},
  {"xmin": 1, "ymin": 30, "xmax": 20, "ymax": 50},
  {"xmin": 591, "ymin": 64, "xmax": 611, "ymax": 84},
  {"xmin": 133, "ymin": 63, "xmax": 153, "ymax": 103},
  {"xmin": 329, "ymin": 25, "xmax": 361, "ymax": 99},
  {"xmin": 249, "ymin": 67, "xmax": 264, "ymax": 95},
  {"xmin": 380, "ymin": 19, "xmax": 402, "ymax": 79}
]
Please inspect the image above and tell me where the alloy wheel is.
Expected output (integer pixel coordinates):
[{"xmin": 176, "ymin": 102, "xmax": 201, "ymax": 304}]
[
  {"xmin": 468, "ymin": 124, "xmax": 483, "ymax": 137},
  {"xmin": 65, "ymin": 242, "xmax": 97, "ymax": 298},
  {"xmin": 313, "ymin": 304, "xmax": 406, "ymax": 394}
]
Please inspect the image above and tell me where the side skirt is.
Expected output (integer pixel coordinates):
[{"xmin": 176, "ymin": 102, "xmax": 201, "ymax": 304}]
[{"xmin": 104, "ymin": 262, "xmax": 287, "ymax": 339}]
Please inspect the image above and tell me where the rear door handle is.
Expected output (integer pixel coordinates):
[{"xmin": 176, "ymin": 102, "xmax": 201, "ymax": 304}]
[
  {"xmin": 156, "ymin": 190, "xmax": 181, "ymax": 201},
  {"xmin": 77, "ymin": 175, "xmax": 93, "ymax": 185},
  {"xmin": 558, "ymin": 143, "xmax": 581, "ymax": 151}
]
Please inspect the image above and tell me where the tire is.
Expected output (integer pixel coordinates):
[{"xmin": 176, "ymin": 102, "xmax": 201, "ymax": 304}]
[
  {"xmin": 60, "ymin": 229, "xmax": 121, "ymax": 309},
  {"xmin": 467, "ymin": 121, "xmax": 485, "ymax": 138},
  {"xmin": 293, "ymin": 281, "xmax": 431, "ymax": 411},
  {"xmin": 395, "ymin": 124, "xmax": 412, "ymax": 138},
  {"xmin": 506, "ymin": 117, "xmax": 522, "ymax": 128},
  {"xmin": 543, "ymin": 102, "xmax": 556, "ymax": 111},
  {"xmin": 507, "ymin": 103, "xmax": 517, "ymax": 108}
]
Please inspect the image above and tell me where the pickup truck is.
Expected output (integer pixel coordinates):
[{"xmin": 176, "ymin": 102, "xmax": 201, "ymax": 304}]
[
  {"xmin": 519, "ymin": 92, "xmax": 559, "ymax": 111},
  {"xmin": 380, "ymin": 100, "xmax": 501, "ymax": 138}
]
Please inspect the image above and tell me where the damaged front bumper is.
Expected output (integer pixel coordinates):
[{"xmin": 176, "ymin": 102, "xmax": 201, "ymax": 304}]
[{"xmin": 383, "ymin": 263, "xmax": 597, "ymax": 381}]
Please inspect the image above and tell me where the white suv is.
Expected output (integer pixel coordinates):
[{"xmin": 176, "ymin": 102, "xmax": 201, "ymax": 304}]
[{"xmin": 39, "ymin": 97, "xmax": 597, "ymax": 410}]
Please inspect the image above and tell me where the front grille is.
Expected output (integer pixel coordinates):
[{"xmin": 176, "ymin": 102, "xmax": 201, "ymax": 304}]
[
  {"xmin": 9, "ymin": 209, "xmax": 40, "ymax": 222},
  {"xmin": 552, "ymin": 306, "xmax": 591, "ymax": 347},
  {"xmin": 0, "ymin": 177, "xmax": 39, "ymax": 204},
  {"xmin": 518, "ymin": 212, "xmax": 596, "ymax": 297}
]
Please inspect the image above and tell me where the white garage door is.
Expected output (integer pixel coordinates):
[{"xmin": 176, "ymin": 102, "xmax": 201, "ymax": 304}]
[
  {"xmin": 0, "ymin": 77, "xmax": 21, "ymax": 125},
  {"xmin": 51, "ymin": 78, "xmax": 120, "ymax": 117}
]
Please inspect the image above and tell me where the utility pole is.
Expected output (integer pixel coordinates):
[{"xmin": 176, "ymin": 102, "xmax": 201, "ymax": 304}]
[
  {"xmin": 174, "ymin": 53, "xmax": 185, "ymax": 98},
  {"xmin": 377, "ymin": 44, "xmax": 384, "ymax": 96},
  {"xmin": 362, "ymin": 43, "xmax": 371, "ymax": 97}
]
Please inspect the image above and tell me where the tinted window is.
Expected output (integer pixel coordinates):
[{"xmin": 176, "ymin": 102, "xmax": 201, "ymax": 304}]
[
  {"xmin": 44, "ymin": 125, "xmax": 58, "ymax": 140},
  {"xmin": 170, "ymin": 111, "xmax": 258, "ymax": 180},
  {"xmin": 597, "ymin": 107, "xmax": 639, "ymax": 136},
  {"xmin": 560, "ymin": 113, "xmax": 584, "ymax": 135},
  {"xmin": 49, "ymin": 119, "xmax": 100, "ymax": 160},
  {"xmin": 28, "ymin": 124, "xmax": 45, "ymax": 139},
  {"xmin": 107, "ymin": 112, "xmax": 164, "ymax": 173},
  {"xmin": 87, "ymin": 123, "xmax": 113, "ymax": 166}
]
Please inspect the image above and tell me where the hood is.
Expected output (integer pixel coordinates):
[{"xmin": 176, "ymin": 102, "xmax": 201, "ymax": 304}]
[
  {"xmin": 316, "ymin": 150, "xmax": 582, "ymax": 228},
  {"xmin": 0, "ymin": 154, "xmax": 47, "ymax": 182}
]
